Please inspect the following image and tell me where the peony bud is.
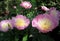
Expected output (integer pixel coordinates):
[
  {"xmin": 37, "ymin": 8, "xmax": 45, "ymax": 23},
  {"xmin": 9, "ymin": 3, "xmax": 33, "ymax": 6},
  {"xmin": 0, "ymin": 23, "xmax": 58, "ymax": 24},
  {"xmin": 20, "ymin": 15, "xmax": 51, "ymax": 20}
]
[
  {"xmin": 41, "ymin": 6, "xmax": 49, "ymax": 11},
  {"xmin": 20, "ymin": 1, "xmax": 32, "ymax": 9}
]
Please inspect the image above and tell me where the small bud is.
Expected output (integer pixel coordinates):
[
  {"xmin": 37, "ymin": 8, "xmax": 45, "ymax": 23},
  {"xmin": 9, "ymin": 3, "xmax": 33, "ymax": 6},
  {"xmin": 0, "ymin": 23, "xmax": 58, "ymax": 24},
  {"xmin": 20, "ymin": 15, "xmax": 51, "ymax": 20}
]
[
  {"xmin": 41, "ymin": 6, "xmax": 49, "ymax": 11},
  {"xmin": 13, "ymin": 6, "xmax": 16, "ymax": 9},
  {"xmin": 20, "ymin": 1, "xmax": 32, "ymax": 9}
]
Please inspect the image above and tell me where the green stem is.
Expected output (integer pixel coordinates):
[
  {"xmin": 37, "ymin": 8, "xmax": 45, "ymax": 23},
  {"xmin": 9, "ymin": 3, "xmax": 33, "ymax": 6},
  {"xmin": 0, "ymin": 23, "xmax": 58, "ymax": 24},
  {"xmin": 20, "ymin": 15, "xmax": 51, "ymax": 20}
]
[
  {"xmin": 5, "ymin": 0, "xmax": 9, "ymax": 11},
  {"xmin": 15, "ymin": 1, "xmax": 18, "ymax": 15}
]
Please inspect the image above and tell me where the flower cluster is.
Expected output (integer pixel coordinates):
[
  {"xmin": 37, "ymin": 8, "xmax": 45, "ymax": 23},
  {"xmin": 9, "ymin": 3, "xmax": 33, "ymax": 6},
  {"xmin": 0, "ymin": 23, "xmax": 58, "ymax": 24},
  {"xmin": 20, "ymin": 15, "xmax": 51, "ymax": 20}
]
[
  {"xmin": 0, "ymin": 4, "xmax": 60, "ymax": 33},
  {"xmin": 0, "ymin": 15, "xmax": 30, "ymax": 32}
]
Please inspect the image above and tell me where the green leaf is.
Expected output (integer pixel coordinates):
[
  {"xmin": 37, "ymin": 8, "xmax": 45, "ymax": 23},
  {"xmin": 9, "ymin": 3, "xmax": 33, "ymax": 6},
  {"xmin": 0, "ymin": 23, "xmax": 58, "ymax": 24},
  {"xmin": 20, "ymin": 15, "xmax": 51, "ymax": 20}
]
[{"xmin": 22, "ymin": 35, "xmax": 28, "ymax": 41}]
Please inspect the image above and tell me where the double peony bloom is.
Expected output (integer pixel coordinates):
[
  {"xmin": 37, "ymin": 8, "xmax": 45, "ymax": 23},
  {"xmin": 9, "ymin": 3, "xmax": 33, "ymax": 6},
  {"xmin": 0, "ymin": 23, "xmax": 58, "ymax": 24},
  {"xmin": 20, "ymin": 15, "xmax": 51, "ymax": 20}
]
[
  {"xmin": 0, "ymin": 20, "xmax": 13, "ymax": 32},
  {"xmin": 32, "ymin": 13, "xmax": 59, "ymax": 33},
  {"xmin": 32, "ymin": 7, "xmax": 60, "ymax": 33},
  {"xmin": 12, "ymin": 15, "xmax": 30, "ymax": 30},
  {"xmin": 0, "ymin": 6, "xmax": 60, "ymax": 33}
]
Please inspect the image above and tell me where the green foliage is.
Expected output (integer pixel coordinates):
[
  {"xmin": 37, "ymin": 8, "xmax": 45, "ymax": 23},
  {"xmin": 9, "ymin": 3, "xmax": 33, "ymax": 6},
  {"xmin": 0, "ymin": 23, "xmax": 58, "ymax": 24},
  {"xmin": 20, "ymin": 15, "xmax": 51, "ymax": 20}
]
[{"xmin": 22, "ymin": 35, "xmax": 28, "ymax": 41}]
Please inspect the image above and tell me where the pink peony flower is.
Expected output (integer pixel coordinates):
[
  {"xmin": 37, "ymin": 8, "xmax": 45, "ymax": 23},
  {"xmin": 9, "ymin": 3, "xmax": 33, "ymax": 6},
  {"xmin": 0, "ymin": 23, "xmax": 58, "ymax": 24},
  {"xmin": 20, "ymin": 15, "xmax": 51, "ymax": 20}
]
[
  {"xmin": 12, "ymin": 15, "xmax": 30, "ymax": 30},
  {"xmin": 41, "ymin": 6, "xmax": 49, "ymax": 11},
  {"xmin": 0, "ymin": 20, "xmax": 13, "ymax": 32},
  {"xmin": 32, "ymin": 14, "xmax": 59, "ymax": 33},
  {"xmin": 20, "ymin": 1, "xmax": 32, "ymax": 9}
]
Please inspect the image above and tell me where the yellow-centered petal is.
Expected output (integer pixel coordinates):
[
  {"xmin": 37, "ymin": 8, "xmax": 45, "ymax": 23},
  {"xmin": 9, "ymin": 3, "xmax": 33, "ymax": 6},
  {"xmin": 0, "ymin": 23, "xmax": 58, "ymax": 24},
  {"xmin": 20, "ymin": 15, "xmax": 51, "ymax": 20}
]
[
  {"xmin": 15, "ymin": 19, "xmax": 25, "ymax": 27},
  {"xmin": 38, "ymin": 18, "xmax": 52, "ymax": 30}
]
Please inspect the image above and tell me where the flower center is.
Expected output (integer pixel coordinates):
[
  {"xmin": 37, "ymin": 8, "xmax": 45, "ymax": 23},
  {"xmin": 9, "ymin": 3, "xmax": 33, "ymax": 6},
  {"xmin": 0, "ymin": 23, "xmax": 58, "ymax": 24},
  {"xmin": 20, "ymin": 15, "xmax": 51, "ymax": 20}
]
[
  {"xmin": 15, "ymin": 19, "xmax": 25, "ymax": 27},
  {"xmin": 1, "ymin": 23, "xmax": 8, "ymax": 29},
  {"xmin": 38, "ymin": 18, "xmax": 52, "ymax": 30}
]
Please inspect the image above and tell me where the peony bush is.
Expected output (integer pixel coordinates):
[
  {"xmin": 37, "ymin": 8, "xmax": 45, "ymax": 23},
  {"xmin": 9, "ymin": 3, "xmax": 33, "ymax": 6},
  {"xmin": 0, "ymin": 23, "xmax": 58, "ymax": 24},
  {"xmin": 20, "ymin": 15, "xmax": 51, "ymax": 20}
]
[{"xmin": 0, "ymin": 0, "xmax": 60, "ymax": 41}]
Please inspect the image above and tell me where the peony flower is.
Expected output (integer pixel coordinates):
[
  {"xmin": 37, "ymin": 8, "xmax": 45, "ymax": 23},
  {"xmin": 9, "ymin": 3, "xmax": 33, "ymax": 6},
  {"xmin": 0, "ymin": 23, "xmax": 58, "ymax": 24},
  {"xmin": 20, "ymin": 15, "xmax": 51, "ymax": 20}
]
[
  {"xmin": 0, "ymin": 20, "xmax": 13, "ymax": 32},
  {"xmin": 20, "ymin": 1, "xmax": 32, "ymax": 9},
  {"xmin": 12, "ymin": 15, "xmax": 30, "ymax": 30},
  {"xmin": 41, "ymin": 6, "xmax": 49, "ymax": 11},
  {"xmin": 32, "ymin": 14, "xmax": 59, "ymax": 33}
]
